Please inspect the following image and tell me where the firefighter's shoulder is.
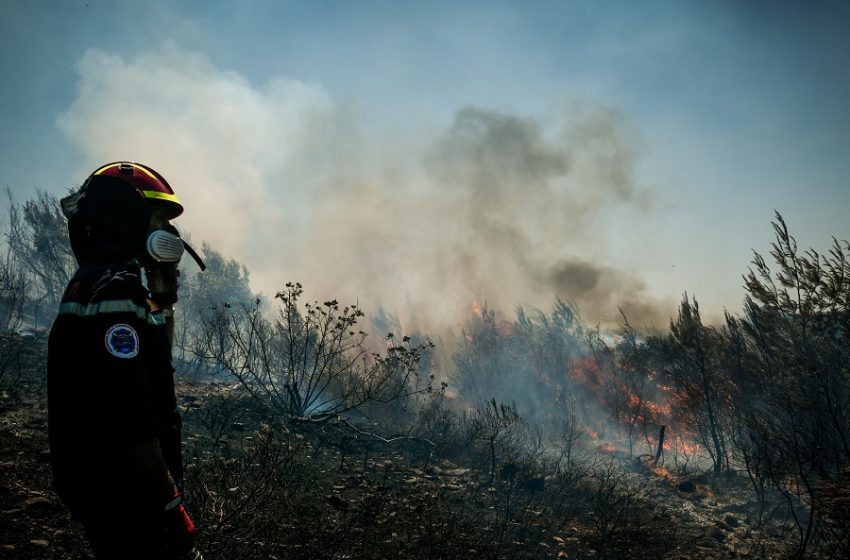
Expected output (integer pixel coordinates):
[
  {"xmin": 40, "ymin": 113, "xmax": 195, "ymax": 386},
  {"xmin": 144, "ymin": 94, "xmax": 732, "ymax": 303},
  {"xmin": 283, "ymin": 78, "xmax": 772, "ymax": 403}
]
[
  {"xmin": 88, "ymin": 263, "xmax": 145, "ymax": 302},
  {"xmin": 58, "ymin": 262, "xmax": 149, "ymax": 320}
]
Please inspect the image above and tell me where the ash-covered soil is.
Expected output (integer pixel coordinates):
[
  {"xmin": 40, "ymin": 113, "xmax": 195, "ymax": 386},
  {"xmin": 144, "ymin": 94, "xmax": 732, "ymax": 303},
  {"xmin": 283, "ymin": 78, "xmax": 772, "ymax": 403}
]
[{"xmin": 0, "ymin": 366, "xmax": 802, "ymax": 559}]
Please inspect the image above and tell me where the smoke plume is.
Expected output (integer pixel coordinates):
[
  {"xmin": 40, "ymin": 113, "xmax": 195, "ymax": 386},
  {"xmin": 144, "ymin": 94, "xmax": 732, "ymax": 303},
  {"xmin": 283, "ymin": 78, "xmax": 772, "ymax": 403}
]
[{"xmin": 59, "ymin": 44, "xmax": 671, "ymax": 333}]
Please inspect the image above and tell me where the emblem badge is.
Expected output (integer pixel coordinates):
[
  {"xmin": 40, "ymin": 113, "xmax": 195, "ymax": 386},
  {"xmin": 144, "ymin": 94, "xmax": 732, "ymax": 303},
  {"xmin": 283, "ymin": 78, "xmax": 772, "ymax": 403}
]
[{"xmin": 104, "ymin": 324, "xmax": 139, "ymax": 358}]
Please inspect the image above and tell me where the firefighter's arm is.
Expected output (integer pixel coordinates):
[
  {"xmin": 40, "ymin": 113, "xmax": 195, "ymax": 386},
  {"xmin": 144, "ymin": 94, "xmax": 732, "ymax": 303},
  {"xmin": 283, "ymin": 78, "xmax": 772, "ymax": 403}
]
[
  {"xmin": 125, "ymin": 438, "xmax": 197, "ymax": 555},
  {"xmin": 125, "ymin": 438, "xmax": 177, "ymax": 504},
  {"xmin": 89, "ymin": 287, "xmax": 197, "ymax": 554}
]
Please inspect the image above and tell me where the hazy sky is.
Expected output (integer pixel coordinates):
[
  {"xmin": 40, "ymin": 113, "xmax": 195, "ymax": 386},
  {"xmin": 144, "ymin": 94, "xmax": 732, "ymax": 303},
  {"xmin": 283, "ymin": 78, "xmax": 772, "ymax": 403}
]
[{"xmin": 2, "ymin": 0, "xmax": 848, "ymax": 331}]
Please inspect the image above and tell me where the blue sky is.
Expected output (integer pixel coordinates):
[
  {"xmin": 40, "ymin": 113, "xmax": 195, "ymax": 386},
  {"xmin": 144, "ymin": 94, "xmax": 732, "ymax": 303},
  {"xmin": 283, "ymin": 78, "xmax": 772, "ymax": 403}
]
[{"xmin": 2, "ymin": 0, "xmax": 848, "ymax": 329}]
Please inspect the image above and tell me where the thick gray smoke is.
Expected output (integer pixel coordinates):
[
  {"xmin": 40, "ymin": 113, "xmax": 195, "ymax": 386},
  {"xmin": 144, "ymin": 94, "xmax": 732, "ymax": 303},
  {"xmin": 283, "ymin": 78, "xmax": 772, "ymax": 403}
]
[
  {"xmin": 423, "ymin": 106, "xmax": 665, "ymax": 327},
  {"xmin": 59, "ymin": 45, "xmax": 671, "ymax": 334}
]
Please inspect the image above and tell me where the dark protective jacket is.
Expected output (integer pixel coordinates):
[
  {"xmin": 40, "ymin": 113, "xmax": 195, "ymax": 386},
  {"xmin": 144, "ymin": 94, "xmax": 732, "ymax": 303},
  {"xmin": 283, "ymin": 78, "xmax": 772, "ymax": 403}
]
[{"xmin": 47, "ymin": 259, "xmax": 182, "ymax": 515}]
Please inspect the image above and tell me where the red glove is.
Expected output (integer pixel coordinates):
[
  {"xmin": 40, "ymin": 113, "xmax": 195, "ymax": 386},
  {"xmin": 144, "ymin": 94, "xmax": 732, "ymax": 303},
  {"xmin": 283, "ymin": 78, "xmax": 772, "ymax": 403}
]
[{"xmin": 163, "ymin": 491, "xmax": 196, "ymax": 555}]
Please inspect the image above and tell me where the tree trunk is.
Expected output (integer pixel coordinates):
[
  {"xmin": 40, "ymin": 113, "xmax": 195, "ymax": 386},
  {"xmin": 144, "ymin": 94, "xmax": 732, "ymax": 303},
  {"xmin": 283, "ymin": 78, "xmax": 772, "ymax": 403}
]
[{"xmin": 655, "ymin": 425, "xmax": 666, "ymax": 465}]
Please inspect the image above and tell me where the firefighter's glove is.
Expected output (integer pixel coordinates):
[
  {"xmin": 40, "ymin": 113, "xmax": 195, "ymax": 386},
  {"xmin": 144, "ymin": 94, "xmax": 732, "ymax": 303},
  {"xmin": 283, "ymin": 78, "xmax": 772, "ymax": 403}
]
[
  {"xmin": 180, "ymin": 547, "xmax": 204, "ymax": 560},
  {"xmin": 163, "ymin": 492, "xmax": 197, "ymax": 556}
]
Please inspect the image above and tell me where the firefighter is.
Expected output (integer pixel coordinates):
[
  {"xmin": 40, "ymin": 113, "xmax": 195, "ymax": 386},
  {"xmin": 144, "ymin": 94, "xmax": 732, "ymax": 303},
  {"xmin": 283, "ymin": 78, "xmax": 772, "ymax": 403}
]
[{"xmin": 48, "ymin": 162, "xmax": 204, "ymax": 559}]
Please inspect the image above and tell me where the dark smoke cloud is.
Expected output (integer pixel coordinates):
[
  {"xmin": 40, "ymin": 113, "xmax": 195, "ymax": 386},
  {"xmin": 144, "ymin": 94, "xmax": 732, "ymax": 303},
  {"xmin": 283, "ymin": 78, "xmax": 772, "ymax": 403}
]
[
  {"xmin": 543, "ymin": 258, "xmax": 667, "ymax": 326},
  {"xmin": 422, "ymin": 105, "xmax": 668, "ymax": 327},
  {"xmin": 548, "ymin": 259, "xmax": 603, "ymax": 297}
]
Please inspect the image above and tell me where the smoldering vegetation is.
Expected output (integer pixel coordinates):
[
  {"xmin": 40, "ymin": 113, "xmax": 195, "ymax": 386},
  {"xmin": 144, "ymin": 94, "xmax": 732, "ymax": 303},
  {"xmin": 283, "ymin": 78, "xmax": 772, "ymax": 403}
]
[{"xmin": 1, "ymin": 193, "xmax": 850, "ymax": 560}]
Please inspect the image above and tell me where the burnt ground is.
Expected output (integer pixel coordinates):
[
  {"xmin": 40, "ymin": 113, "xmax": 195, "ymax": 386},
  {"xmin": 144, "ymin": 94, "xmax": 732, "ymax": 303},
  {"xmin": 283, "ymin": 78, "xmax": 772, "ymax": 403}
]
[{"xmin": 0, "ymin": 350, "xmax": 814, "ymax": 559}]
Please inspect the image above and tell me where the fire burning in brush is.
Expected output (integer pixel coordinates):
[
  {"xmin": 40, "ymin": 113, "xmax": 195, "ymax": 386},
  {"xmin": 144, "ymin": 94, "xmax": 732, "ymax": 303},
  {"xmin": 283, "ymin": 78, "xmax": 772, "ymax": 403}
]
[
  {"xmin": 595, "ymin": 442, "xmax": 621, "ymax": 454},
  {"xmin": 651, "ymin": 464, "xmax": 672, "ymax": 479},
  {"xmin": 471, "ymin": 300, "xmax": 484, "ymax": 318},
  {"xmin": 559, "ymin": 349, "xmax": 707, "ymax": 461},
  {"xmin": 457, "ymin": 298, "xmax": 710, "ymax": 468},
  {"xmin": 469, "ymin": 300, "xmax": 514, "ymax": 336}
]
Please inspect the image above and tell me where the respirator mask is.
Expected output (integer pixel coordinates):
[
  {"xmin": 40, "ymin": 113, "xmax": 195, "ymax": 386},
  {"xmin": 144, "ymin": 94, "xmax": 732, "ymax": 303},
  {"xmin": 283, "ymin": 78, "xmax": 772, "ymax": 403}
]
[
  {"xmin": 143, "ymin": 224, "xmax": 206, "ymax": 307},
  {"xmin": 141, "ymin": 222, "xmax": 206, "ymax": 347}
]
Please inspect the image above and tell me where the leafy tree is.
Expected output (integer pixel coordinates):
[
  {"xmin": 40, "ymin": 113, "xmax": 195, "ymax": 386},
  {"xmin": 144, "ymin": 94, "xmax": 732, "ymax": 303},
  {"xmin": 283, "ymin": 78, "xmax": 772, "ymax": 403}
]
[
  {"xmin": 733, "ymin": 213, "xmax": 850, "ymax": 557},
  {"xmin": 4, "ymin": 190, "xmax": 75, "ymax": 324},
  {"xmin": 0, "ymin": 243, "xmax": 31, "ymax": 387},
  {"xmin": 454, "ymin": 299, "xmax": 582, "ymax": 428},
  {"xmin": 454, "ymin": 303, "xmax": 512, "ymax": 404},
  {"xmin": 0, "ymin": 245, "xmax": 28, "ymax": 333},
  {"xmin": 656, "ymin": 295, "xmax": 733, "ymax": 479},
  {"xmin": 611, "ymin": 314, "xmax": 659, "ymax": 459},
  {"xmin": 174, "ymin": 242, "xmax": 257, "ymax": 370}
]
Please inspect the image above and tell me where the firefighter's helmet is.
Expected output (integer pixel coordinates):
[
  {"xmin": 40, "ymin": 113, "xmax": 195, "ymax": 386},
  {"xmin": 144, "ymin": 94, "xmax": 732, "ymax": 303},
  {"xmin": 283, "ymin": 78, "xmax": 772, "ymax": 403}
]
[{"xmin": 90, "ymin": 161, "xmax": 183, "ymax": 219}]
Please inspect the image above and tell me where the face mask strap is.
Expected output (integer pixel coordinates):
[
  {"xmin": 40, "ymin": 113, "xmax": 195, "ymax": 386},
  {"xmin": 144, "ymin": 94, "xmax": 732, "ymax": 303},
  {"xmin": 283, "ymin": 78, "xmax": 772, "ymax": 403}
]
[{"xmin": 182, "ymin": 240, "xmax": 207, "ymax": 271}]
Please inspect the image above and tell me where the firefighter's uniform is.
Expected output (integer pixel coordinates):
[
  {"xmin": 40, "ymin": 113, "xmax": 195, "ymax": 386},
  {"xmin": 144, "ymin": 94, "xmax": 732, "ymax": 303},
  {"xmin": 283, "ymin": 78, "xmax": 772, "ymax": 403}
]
[{"xmin": 48, "ymin": 259, "xmax": 184, "ymax": 555}]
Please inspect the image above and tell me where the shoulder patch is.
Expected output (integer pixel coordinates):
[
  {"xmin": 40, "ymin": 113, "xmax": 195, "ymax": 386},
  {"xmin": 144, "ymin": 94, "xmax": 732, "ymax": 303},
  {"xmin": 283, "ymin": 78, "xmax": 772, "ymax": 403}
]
[{"xmin": 104, "ymin": 324, "xmax": 140, "ymax": 358}]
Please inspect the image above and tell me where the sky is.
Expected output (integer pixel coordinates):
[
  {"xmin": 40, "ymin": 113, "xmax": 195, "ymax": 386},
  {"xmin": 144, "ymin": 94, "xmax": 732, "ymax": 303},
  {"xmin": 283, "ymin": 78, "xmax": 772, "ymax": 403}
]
[{"xmin": 2, "ymin": 0, "xmax": 849, "ymax": 333}]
